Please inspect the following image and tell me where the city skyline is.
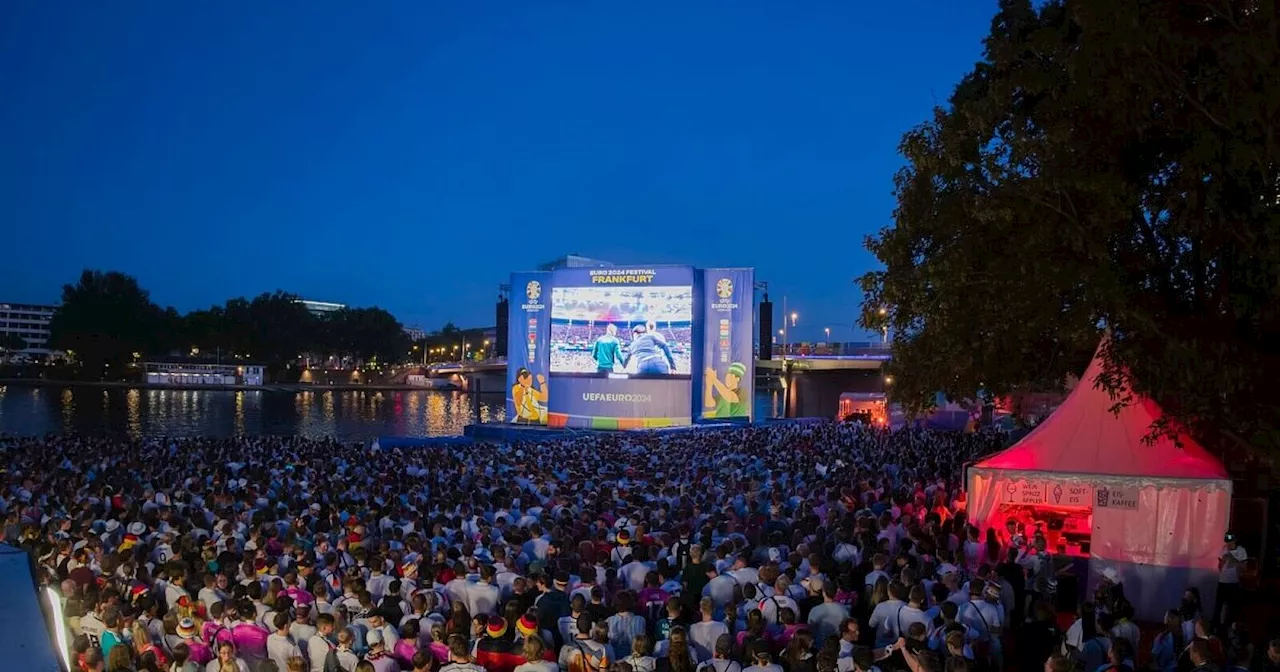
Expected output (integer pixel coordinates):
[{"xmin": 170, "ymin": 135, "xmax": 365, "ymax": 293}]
[{"xmin": 1, "ymin": 1, "xmax": 995, "ymax": 342}]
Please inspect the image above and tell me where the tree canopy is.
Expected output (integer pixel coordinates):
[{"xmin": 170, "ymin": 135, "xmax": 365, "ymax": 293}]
[
  {"xmin": 49, "ymin": 269, "xmax": 427, "ymax": 376},
  {"xmin": 49, "ymin": 270, "xmax": 169, "ymax": 372},
  {"xmin": 860, "ymin": 0, "xmax": 1280, "ymax": 455}
]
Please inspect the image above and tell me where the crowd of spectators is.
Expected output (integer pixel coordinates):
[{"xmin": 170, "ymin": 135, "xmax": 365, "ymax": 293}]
[{"xmin": 0, "ymin": 423, "xmax": 1271, "ymax": 672}]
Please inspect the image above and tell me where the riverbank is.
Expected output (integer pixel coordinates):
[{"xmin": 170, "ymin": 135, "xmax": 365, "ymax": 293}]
[{"xmin": 0, "ymin": 377, "xmax": 476, "ymax": 393}]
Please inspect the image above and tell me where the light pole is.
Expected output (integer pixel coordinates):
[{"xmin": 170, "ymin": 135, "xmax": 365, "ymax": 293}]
[
  {"xmin": 878, "ymin": 306, "xmax": 889, "ymax": 344},
  {"xmin": 824, "ymin": 327, "xmax": 830, "ymax": 346}
]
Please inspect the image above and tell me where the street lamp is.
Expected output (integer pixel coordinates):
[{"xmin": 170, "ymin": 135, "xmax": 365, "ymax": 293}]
[
  {"xmin": 790, "ymin": 312, "xmax": 798, "ymax": 328},
  {"xmin": 824, "ymin": 327, "xmax": 830, "ymax": 343}
]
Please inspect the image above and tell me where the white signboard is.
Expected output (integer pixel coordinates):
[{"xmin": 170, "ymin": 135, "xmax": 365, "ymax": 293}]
[
  {"xmin": 1047, "ymin": 483, "xmax": 1094, "ymax": 509},
  {"xmin": 1095, "ymin": 485, "xmax": 1140, "ymax": 510},
  {"xmin": 1001, "ymin": 480, "xmax": 1049, "ymax": 505}
]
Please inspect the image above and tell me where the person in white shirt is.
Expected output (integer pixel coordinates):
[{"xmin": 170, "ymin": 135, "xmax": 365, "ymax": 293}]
[
  {"xmin": 695, "ymin": 635, "xmax": 742, "ymax": 672},
  {"xmin": 266, "ymin": 612, "xmax": 303, "ymax": 672},
  {"xmin": 897, "ymin": 585, "xmax": 930, "ymax": 639},
  {"xmin": 206, "ymin": 640, "xmax": 251, "ymax": 672},
  {"xmin": 688, "ymin": 597, "xmax": 729, "ymax": 662},
  {"xmin": 703, "ymin": 569, "xmax": 738, "ymax": 618},
  {"xmin": 289, "ymin": 604, "xmax": 318, "ymax": 649},
  {"xmin": 366, "ymin": 610, "xmax": 400, "ymax": 652},
  {"xmin": 867, "ymin": 582, "xmax": 908, "ymax": 647},
  {"xmin": 514, "ymin": 634, "xmax": 560, "ymax": 672},
  {"xmin": 757, "ymin": 582, "xmax": 799, "ymax": 628},
  {"xmin": 1109, "ymin": 599, "xmax": 1140, "ymax": 654},
  {"xmin": 1217, "ymin": 533, "xmax": 1247, "ymax": 626},
  {"xmin": 467, "ymin": 566, "xmax": 502, "ymax": 617},
  {"xmin": 307, "ymin": 614, "xmax": 337, "ymax": 672},
  {"xmin": 863, "ymin": 555, "xmax": 890, "ymax": 596},
  {"xmin": 619, "ymin": 546, "xmax": 652, "ymax": 592},
  {"xmin": 805, "ymin": 581, "xmax": 849, "ymax": 647},
  {"xmin": 331, "ymin": 628, "xmax": 361, "ymax": 672},
  {"xmin": 958, "ymin": 582, "xmax": 1004, "ymax": 659}
]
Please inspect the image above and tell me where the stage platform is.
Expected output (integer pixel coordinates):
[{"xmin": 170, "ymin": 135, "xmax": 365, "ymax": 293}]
[{"xmin": 376, "ymin": 417, "xmax": 823, "ymax": 448}]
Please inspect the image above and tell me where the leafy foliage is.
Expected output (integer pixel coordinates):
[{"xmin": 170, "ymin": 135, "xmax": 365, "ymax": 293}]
[
  {"xmin": 48, "ymin": 269, "xmax": 431, "ymax": 376},
  {"xmin": 0, "ymin": 333, "xmax": 28, "ymax": 351},
  {"xmin": 49, "ymin": 270, "xmax": 170, "ymax": 371},
  {"xmin": 860, "ymin": 0, "xmax": 1280, "ymax": 455}
]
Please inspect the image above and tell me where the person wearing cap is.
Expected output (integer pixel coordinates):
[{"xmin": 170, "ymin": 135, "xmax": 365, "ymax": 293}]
[
  {"xmin": 477, "ymin": 616, "xmax": 527, "ymax": 672},
  {"xmin": 178, "ymin": 617, "xmax": 215, "ymax": 667},
  {"xmin": 610, "ymin": 529, "xmax": 634, "ymax": 567},
  {"xmin": 364, "ymin": 627, "xmax": 399, "ymax": 672},
  {"xmin": 535, "ymin": 573, "xmax": 572, "ymax": 647},
  {"xmin": 268, "ymin": 611, "xmax": 304, "ymax": 672}
]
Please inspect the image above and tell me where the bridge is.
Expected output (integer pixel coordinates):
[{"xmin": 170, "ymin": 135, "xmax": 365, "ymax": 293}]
[{"xmin": 423, "ymin": 342, "xmax": 891, "ymax": 418}]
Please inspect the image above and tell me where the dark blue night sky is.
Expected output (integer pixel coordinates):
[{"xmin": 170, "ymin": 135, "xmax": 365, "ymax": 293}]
[{"xmin": 1, "ymin": 1, "xmax": 993, "ymax": 340}]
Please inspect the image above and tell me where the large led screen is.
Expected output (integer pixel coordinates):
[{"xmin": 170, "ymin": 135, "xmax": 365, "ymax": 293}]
[{"xmin": 549, "ymin": 285, "xmax": 693, "ymax": 377}]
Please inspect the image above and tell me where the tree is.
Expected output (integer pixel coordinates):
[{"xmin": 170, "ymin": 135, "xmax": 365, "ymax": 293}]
[
  {"xmin": 0, "ymin": 333, "xmax": 27, "ymax": 352},
  {"xmin": 49, "ymin": 270, "xmax": 168, "ymax": 372},
  {"xmin": 322, "ymin": 307, "xmax": 410, "ymax": 364},
  {"xmin": 245, "ymin": 291, "xmax": 318, "ymax": 370},
  {"xmin": 860, "ymin": 0, "xmax": 1280, "ymax": 456}
]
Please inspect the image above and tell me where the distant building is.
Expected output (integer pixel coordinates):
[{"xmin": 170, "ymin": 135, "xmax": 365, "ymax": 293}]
[
  {"xmin": 144, "ymin": 361, "xmax": 265, "ymax": 386},
  {"xmin": 0, "ymin": 302, "xmax": 57, "ymax": 354},
  {"xmin": 536, "ymin": 254, "xmax": 614, "ymax": 271},
  {"xmin": 404, "ymin": 325, "xmax": 427, "ymax": 341},
  {"xmin": 296, "ymin": 299, "xmax": 345, "ymax": 316}
]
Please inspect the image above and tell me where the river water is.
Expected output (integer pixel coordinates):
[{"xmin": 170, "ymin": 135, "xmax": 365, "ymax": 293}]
[{"xmin": 0, "ymin": 385, "xmax": 783, "ymax": 442}]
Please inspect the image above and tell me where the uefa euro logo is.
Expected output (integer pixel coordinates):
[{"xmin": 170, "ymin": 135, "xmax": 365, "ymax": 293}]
[
  {"xmin": 716, "ymin": 278, "xmax": 733, "ymax": 300},
  {"xmin": 526, "ymin": 280, "xmax": 542, "ymax": 301}
]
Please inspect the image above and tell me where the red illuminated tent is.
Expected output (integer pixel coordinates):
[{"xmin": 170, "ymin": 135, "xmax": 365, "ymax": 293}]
[{"xmin": 966, "ymin": 339, "xmax": 1231, "ymax": 620}]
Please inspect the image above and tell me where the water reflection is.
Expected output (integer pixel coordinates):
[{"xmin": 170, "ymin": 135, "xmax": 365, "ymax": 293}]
[
  {"xmin": 0, "ymin": 386, "xmax": 503, "ymax": 442},
  {"xmin": 0, "ymin": 385, "xmax": 774, "ymax": 442}
]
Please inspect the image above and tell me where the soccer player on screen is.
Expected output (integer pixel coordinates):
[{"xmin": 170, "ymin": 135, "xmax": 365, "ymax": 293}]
[
  {"xmin": 624, "ymin": 323, "xmax": 676, "ymax": 375},
  {"xmin": 590, "ymin": 323, "xmax": 624, "ymax": 374},
  {"xmin": 704, "ymin": 362, "xmax": 748, "ymax": 418}
]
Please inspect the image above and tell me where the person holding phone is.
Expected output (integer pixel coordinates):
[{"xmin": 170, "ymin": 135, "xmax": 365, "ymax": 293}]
[{"xmin": 1217, "ymin": 532, "xmax": 1247, "ymax": 627}]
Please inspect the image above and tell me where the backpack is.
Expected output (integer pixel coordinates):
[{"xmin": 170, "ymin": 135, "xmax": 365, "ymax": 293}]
[
  {"xmin": 671, "ymin": 540, "xmax": 693, "ymax": 570},
  {"xmin": 323, "ymin": 648, "xmax": 343, "ymax": 672}
]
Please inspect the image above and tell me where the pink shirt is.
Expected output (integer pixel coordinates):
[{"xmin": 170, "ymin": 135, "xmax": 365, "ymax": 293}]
[
  {"xmin": 393, "ymin": 640, "xmax": 419, "ymax": 668},
  {"xmin": 284, "ymin": 585, "xmax": 315, "ymax": 607},
  {"xmin": 231, "ymin": 621, "xmax": 270, "ymax": 662},
  {"xmin": 184, "ymin": 639, "xmax": 214, "ymax": 665},
  {"xmin": 202, "ymin": 621, "xmax": 233, "ymax": 646}
]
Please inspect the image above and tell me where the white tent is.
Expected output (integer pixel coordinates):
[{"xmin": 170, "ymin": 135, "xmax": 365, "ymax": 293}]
[
  {"xmin": 0, "ymin": 544, "xmax": 63, "ymax": 671},
  {"xmin": 966, "ymin": 342, "xmax": 1232, "ymax": 620}
]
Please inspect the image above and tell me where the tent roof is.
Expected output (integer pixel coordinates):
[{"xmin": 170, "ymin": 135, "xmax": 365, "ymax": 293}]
[{"xmin": 974, "ymin": 340, "xmax": 1228, "ymax": 480}]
